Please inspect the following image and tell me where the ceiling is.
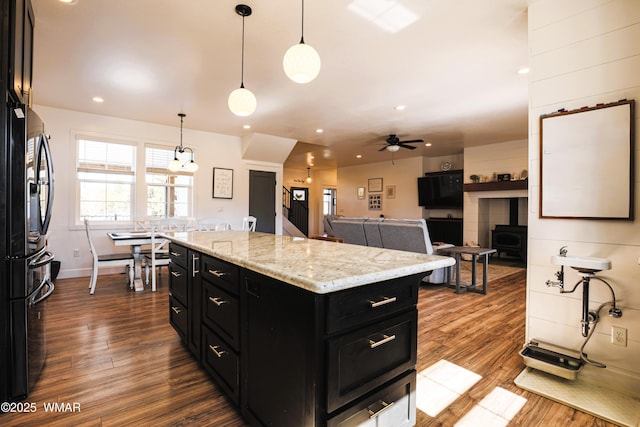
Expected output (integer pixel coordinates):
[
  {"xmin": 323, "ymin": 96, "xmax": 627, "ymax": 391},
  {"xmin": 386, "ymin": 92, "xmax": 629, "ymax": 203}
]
[{"xmin": 31, "ymin": 0, "xmax": 530, "ymax": 170}]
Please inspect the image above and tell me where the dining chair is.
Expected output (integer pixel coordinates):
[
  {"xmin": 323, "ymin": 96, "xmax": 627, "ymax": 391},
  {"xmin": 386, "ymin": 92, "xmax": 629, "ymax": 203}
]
[
  {"xmin": 84, "ymin": 219, "xmax": 135, "ymax": 295},
  {"xmin": 144, "ymin": 227, "xmax": 170, "ymax": 292},
  {"xmin": 198, "ymin": 218, "xmax": 231, "ymax": 231},
  {"xmin": 242, "ymin": 216, "xmax": 257, "ymax": 231}
]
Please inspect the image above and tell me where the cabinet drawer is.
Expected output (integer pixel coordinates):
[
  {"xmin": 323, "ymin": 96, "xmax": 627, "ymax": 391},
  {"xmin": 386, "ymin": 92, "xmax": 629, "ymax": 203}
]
[
  {"xmin": 327, "ymin": 310, "xmax": 417, "ymax": 413},
  {"xmin": 202, "ymin": 325, "xmax": 240, "ymax": 405},
  {"xmin": 201, "ymin": 255, "xmax": 239, "ymax": 295},
  {"xmin": 169, "ymin": 296, "xmax": 188, "ymax": 340},
  {"xmin": 169, "ymin": 263, "xmax": 188, "ymax": 306},
  {"xmin": 202, "ymin": 280, "xmax": 239, "ymax": 350},
  {"xmin": 169, "ymin": 243, "xmax": 188, "ymax": 268},
  {"xmin": 328, "ymin": 370, "xmax": 416, "ymax": 427},
  {"xmin": 326, "ymin": 275, "xmax": 419, "ymax": 334}
]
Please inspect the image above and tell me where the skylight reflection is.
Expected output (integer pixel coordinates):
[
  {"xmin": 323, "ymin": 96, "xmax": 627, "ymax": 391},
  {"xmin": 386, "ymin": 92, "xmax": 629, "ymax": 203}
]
[{"xmin": 347, "ymin": 0, "xmax": 419, "ymax": 33}]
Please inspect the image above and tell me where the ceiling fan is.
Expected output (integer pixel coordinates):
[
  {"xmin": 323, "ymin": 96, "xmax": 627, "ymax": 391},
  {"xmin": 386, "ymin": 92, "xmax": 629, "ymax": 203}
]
[{"xmin": 379, "ymin": 134, "xmax": 424, "ymax": 152}]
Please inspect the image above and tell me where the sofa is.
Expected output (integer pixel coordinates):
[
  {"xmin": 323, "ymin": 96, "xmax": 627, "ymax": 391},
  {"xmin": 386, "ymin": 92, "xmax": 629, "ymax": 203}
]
[{"xmin": 324, "ymin": 216, "xmax": 454, "ymax": 284}]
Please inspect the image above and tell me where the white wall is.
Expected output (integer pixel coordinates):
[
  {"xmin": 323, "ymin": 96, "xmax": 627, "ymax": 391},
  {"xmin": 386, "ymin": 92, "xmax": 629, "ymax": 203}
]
[
  {"xmin": 528, "ymin": 0, "xmax": 640, "ymax": 395},
  {"xmin": 37, "ymin": 105, "xmax": 283, "ymax": 279},
  {"xmin": 337, "ymin": 157, "xmax": 423, "ymax": 219}
]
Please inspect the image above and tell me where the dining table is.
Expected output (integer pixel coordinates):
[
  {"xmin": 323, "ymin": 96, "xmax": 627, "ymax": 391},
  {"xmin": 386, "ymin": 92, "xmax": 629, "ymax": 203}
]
[{"xmin": 107, "ymin": 231, "xmax": 153, "ymax": 292}]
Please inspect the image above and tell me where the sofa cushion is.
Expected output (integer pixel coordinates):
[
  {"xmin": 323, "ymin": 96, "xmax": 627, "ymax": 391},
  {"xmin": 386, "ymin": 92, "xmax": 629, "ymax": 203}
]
[
  {"xmin": 330, "ymin": 219, "xmax": 367, "ymax": 246},
  {"xmin": 362, "ymin": 219, "xmax": 384, "ymax": 248}
]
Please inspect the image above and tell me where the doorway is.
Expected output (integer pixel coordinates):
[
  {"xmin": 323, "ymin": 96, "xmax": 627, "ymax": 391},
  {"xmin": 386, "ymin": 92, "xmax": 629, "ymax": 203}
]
[{"xmin": 249, "ymin": 170, "xmax": 275, "ymax": 233}]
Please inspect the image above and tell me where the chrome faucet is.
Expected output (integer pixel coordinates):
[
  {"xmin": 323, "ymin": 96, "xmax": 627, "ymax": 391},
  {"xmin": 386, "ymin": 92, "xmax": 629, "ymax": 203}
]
[{"xmin": 546, "ymin": 247, "xmax": 567, "ymax": 289}]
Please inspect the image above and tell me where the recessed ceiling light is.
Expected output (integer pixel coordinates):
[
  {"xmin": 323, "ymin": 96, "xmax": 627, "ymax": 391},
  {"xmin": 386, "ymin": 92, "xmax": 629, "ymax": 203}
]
[
  {"xmin": 92, "ymin": 96, "xmax": 104, "ymax": 103},
  {"xmin": 394, "ymin": 105, "xmax": 406, "ymax": 111},
  {"xmin": 243, "ymin": 124, "xmax": 251, "ymax": 129},
  {"xmin": 356, "ymin": 154, "xmax": 362, "ymax": 158},
  {"xmin": 425, "ymin": 142, "xmax": 432, "ymax": 147},
  {"xmin": 517, "ymin": 67, "xmax": 530, "ymax": 75},
  {"xmin": 59, "ymin": 0, "xmax": 78, "ymax": 4},
  {"xmin": 316, "ymin": 128, "xmax": 324, "ymax": 133}
]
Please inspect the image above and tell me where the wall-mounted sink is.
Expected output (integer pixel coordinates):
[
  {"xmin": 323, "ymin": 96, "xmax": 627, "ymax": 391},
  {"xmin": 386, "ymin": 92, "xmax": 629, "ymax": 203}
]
[{"xmin": 551, "ymin": 255, "xmax": 611, "ymax": 273}]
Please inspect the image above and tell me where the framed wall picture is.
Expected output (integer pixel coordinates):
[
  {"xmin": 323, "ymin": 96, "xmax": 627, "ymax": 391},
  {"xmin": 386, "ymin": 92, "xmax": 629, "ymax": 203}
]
[
  {"xmin": 357, "ymin": 187, "xmax": 365, "ymax": 199},
  {"xmin": 213, "ymin": 167, "xmax": 233, "ymax": 199},
  {"xmin": 386, "ymin": 185, "xmax": 396, "ymax": 199},
  {"xmin": 368, "ymin": 177, "xmax": 383, "ymax": 192},
  {"xmin": 368, "ymin": 194, "xmax": 382, "ymax": 210}
]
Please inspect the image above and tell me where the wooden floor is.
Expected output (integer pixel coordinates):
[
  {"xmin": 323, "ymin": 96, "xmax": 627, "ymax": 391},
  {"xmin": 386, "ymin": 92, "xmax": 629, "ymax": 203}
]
[{"xmin": 2, "ymin": 269, "xmax": 617, "ymax": 426}]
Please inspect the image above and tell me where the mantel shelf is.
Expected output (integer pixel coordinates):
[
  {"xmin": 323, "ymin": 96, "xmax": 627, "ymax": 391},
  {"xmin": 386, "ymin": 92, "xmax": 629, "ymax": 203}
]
[{"xmin": 464, "ymin": 179, "xmax": 528, "ymax": 192}]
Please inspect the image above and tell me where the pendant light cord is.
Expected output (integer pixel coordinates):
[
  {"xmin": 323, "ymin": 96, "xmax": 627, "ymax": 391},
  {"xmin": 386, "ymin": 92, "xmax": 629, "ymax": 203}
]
[
  {"xmin": 240, "ymin": 14, "xmax": 246, "ymax": 88},
  {"xmin": 300, "ymin": 0, "xmax": 305, "ymax": 44}
]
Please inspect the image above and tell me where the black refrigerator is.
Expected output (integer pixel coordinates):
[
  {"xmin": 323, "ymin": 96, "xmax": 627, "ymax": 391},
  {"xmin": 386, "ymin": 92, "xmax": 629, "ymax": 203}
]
[{"xmin": 1, "ymin": 69, "xmax": 56, "ymax": 407}]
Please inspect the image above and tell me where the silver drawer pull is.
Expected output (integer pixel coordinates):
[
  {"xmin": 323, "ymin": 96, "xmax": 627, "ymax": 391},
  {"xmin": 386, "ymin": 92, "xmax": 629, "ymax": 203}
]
[
  {"xmin": 209, "ymin": 345, "xmax": 226, "ymax": 358},
  {"xmin": 171, "ymin": 271, "xmax": 181, "ymax": 278},
  {"xmin": 209, "ymin": 296, "xmax": 228, "ymax": 306},
  {"xmin": 369, "ymin": 296, "xmax": 397, "ymax": 308},
  {"xmin": 369, "ymin": 334, "xmax": 396, "ymax": 349},
  {"xmin": 208, "ymin": 269, "xmax": 227, "ymax": 277},
  {"xmin": 170, "ymin": 251, "xmax": 181, "ymax": 257},
  {"xmin": 367, "ymin": 400, "xmax": 395, "ymax": 418},
  {"xmin": 171, "ymin": 306, "xmax": 182, "ymax": 315}
]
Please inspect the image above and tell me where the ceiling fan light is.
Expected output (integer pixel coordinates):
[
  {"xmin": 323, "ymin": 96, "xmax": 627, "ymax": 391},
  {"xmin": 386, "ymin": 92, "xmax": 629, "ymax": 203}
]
[
  {"xmin": 386, "ymin": 145, "xmax": 400, "ymax": 152},
  {"xmin": 228, "ymin": 87, "xmax": 257, "ymax": 116},
  {"xmin": 283, "ymin": 42, "xmax": 321, "ymax": 84}
]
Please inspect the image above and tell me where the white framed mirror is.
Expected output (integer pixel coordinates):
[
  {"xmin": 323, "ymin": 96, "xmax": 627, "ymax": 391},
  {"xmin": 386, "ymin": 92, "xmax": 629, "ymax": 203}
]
[{"xmin": 540, "ymin": 100, "xmax": 634, "ymax": 220}]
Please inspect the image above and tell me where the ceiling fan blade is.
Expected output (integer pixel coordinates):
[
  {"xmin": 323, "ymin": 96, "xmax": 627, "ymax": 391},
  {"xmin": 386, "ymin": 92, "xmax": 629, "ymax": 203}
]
[
  {"xmin": 378, "ymin": 146, "xmax": 389, "ymax": 152},
  {"xmin": 398, "ymin": 143, "xmax": 417, "ymax": 150},
  {"xmin": 399, "ymin": 139, "xmax": 424, "ymax": 144}
]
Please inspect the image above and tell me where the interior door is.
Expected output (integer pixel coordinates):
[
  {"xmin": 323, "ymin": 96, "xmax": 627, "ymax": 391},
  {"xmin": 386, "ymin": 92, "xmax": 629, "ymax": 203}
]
[{"xmin": 249, "ymin": 170, "xmax": 275, "ymax": 234}]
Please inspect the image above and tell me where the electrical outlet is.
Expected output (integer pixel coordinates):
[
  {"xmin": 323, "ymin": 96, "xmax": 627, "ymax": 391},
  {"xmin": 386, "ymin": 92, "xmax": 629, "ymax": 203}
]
[
  {"xmin": 611, "ymin": 326, "xmax": 627, "ymax": 347},
  {"xmin": 73, "ymin": 248, "xmax": 80, "ymax": 257}
]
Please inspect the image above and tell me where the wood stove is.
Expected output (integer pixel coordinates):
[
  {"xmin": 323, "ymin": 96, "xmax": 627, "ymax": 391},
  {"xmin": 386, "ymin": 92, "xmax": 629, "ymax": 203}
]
[{"xmin": 491, "ymin": 198, "xmax": 527, "ymax": 260}]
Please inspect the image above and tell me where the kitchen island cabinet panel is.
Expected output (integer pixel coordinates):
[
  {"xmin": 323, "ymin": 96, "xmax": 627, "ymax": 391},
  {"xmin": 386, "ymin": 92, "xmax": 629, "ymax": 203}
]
[
  {"xmin": 325, "ymin": 276, "xmax": 418, "ymax": 335},
  {"xmin": 326, "ymin": 310, "xmax": 417, "ymax": 413},
  {"xmin": 327, "ymin": 370, "xmax": 416, "ymax": 427},
  {"xmin": 202, "ymin": 280, "xmax": 240, "ymax": 351},
  {"xmin": 165, "ymin": 231, "xmax": 454, "ymax": 427},
  {"xmin": 242, "ymin": 271, "xmax": 321, "ymax": 427},
  {"xmin": 202, "ymin": 324, "xmax": 240, "ymax": 405}
]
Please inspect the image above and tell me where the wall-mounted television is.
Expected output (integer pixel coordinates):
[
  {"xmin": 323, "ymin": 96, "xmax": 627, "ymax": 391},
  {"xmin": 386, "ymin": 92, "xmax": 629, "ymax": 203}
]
[{"xmin": 418, "ymin": 170, "xmax": 463, "ymax": 209}]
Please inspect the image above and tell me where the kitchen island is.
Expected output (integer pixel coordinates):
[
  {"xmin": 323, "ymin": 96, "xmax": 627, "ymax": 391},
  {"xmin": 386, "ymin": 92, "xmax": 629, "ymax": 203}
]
[{"xmin": 163, "ymin": 231, "xmax": 455, "ymax": 427}]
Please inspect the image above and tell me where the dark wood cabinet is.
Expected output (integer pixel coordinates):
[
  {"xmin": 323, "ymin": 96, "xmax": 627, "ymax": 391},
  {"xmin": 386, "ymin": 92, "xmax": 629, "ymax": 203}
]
[
  {"xmin": 9, "ymin": 0, "xmax": 34, "ymax": 104},
  {"xmin": 426, "ymin": 217, "xmax": 463, "ymax": 246},
  {"xmin": 169, "ymin": 244, "xmax": 421, "ymax": 426},
  {"xmin": 168, "ymin": 243, "xmax": 201, "ymax": 360}
]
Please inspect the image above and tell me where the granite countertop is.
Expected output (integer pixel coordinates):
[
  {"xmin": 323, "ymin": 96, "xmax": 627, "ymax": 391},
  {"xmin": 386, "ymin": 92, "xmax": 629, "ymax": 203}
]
[{"xmin": 162, "ymin": 231, "xmax": 455, "ymax": 294}]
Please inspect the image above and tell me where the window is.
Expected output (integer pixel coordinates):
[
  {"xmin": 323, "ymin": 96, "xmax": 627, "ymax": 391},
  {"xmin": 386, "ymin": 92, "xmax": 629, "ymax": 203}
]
[
  {"xmin": 75, "ymin": 137, "xmax": 194, "ymax": 224},
  {"xmin": 77, "ymin": 139, "xmax": 136, "ymax": 221},
  {"xmin": 146, "ymin": 146, "xmax": 193, "ymax": 217}
]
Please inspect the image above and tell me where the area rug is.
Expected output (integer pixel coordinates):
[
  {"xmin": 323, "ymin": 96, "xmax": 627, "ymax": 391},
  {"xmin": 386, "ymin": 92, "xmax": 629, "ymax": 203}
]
[
  {"xmin": 456, "ymin": 259, "xmax": 525, "ymax": 285},
  {"xmin": 515, "ymin": 367, "xmax": 640, "ymax": 427}
]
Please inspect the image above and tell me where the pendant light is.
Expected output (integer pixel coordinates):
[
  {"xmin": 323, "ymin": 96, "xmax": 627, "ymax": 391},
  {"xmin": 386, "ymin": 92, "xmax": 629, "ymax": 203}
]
[
  {"xmin": 168, "ymin": 113, "xmax": 198, "ymax": 172},
  {"xmin": 306, "ymin": 167, "xmax": 312, "ymax": 183},
  {"xmin": 283, "ymin": 0, "xmax": 321, "ymax": 84},
  {"xmin": 228, "ymin": 4, "xmax": 257, "ymax": 116}
]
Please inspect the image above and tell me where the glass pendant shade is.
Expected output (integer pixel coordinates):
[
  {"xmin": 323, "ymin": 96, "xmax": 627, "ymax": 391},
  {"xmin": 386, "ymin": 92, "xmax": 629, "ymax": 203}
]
[
  {"xmin": 228, "ymin": 86, "xmax": 257, "ymax": 117},
  {"xmin": 184, "ymin": 160, "xmax": 199, "ymax": 172},
  {"xmin": 283, "ymin": 42, "xmax": 321, "ymax": 84},
  {"xmin": 168, "ymin": 158, "xmax": 182, "ymax": 172}
]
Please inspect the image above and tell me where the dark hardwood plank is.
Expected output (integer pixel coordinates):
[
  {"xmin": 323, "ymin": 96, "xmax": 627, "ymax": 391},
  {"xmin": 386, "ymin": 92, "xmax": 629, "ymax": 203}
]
[{"xmin": 1, "ymin": 268, "xmax": 616, "ymax": 426}]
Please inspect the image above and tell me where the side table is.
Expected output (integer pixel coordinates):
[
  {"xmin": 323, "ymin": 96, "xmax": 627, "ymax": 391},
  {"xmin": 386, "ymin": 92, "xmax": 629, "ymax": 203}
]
[{"xmin": 437, "ymin": 246, "xmax": 497, "ymax": 294}]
